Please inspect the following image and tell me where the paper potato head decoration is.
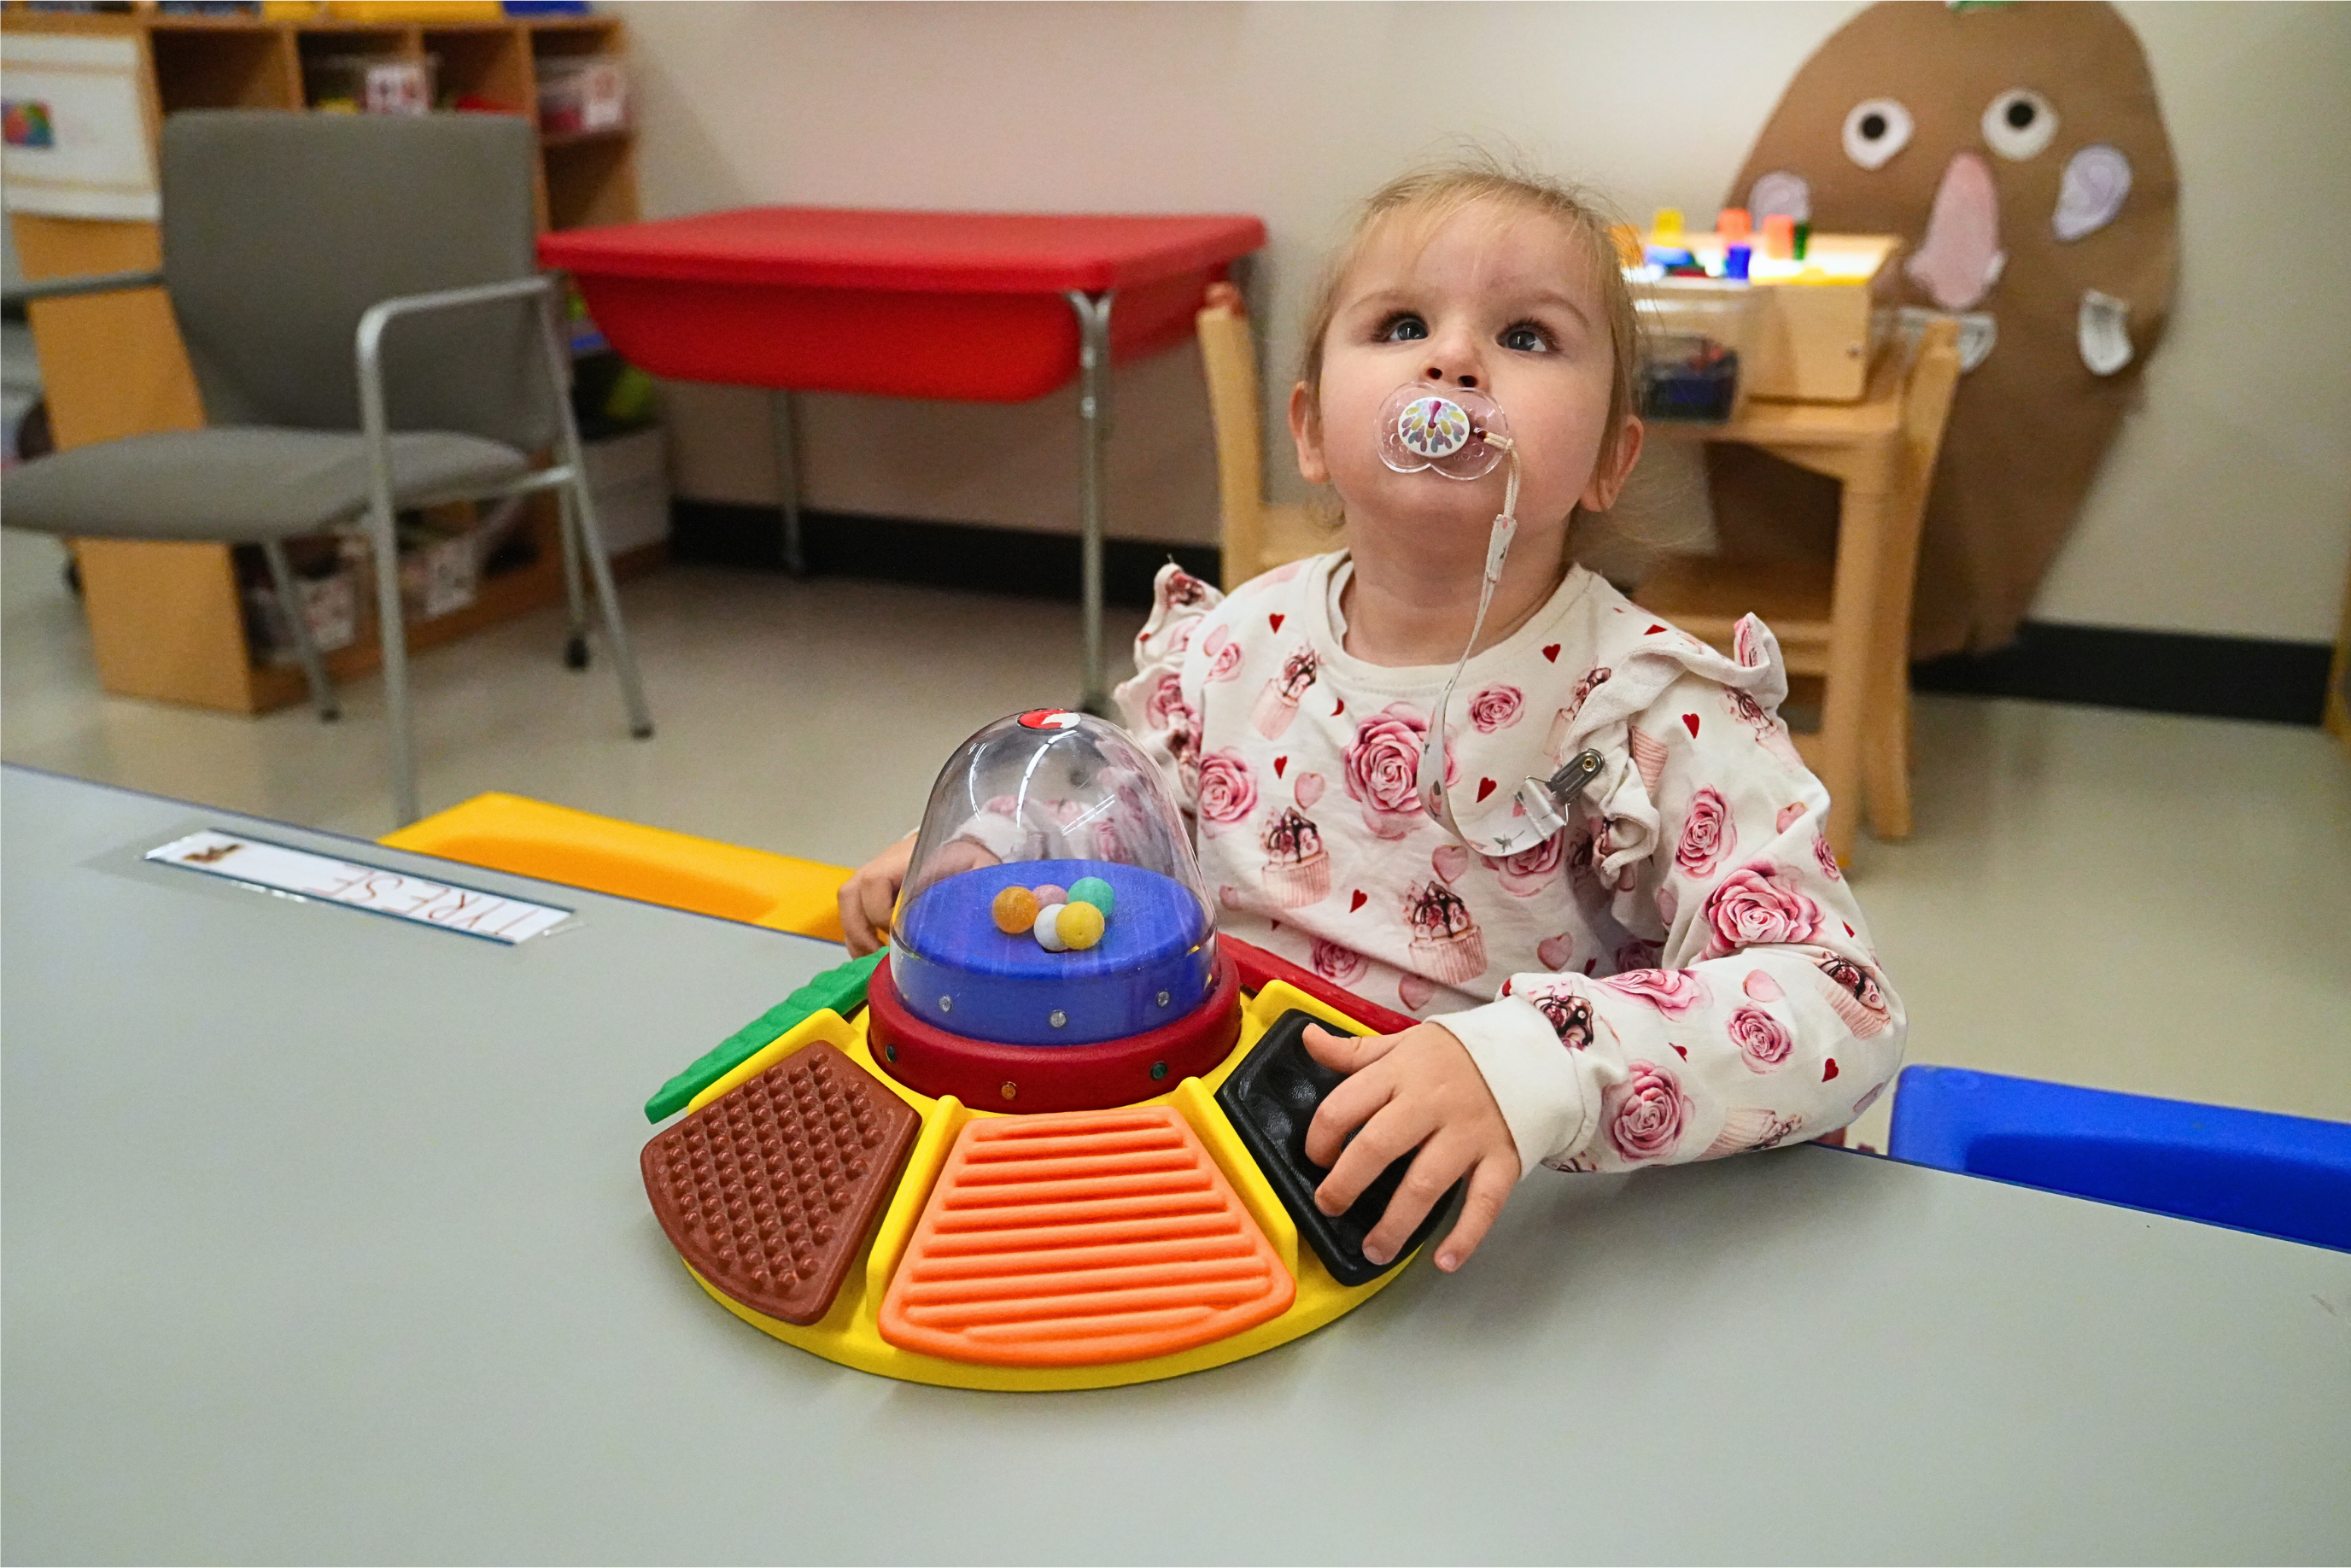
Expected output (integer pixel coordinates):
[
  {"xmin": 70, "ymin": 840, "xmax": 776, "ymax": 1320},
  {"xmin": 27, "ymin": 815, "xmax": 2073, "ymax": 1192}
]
[{"xmin": 1706, "ymin": 1, "xmax": 2178, "ymax": 656}]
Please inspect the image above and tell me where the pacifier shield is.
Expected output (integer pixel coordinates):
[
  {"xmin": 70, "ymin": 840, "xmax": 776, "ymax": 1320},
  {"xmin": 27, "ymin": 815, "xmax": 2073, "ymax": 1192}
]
[{"xmin": 1377, "ymin": 383, "xmax": 1511, "ymax": 479}]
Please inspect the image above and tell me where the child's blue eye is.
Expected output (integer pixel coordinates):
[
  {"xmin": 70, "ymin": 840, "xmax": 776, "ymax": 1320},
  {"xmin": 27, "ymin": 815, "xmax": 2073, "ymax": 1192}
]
[
  {"xmin": 1501, "ymin": 323, "xmax": 1553, "ymax": 353},
  {"xmin": 1379, "ymin": 313, "xmax": 1429, "ymax": 342}
]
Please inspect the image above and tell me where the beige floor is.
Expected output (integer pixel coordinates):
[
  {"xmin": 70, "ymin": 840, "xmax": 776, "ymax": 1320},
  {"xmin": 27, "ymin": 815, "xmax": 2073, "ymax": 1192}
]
[{"xmin": 7, "ymin": 529, "xmax": 2348, "ymax": 1150}]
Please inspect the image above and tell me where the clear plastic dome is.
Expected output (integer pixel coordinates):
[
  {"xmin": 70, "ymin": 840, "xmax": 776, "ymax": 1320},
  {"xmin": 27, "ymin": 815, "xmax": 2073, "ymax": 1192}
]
[{"xmin": 891, "ymin": 709, "xmax": 1217, "ymax": 1047}]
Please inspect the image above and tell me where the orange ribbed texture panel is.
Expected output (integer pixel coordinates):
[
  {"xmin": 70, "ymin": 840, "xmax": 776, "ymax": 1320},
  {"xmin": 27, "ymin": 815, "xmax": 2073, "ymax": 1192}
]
[{"xmin": 878, "ymin": 1106, "xmax": 1294, "ymax": 1366}]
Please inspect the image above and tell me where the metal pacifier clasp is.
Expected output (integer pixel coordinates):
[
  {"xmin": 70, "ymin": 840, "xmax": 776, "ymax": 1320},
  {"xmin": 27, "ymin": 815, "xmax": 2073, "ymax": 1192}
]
[{"xmin": 1377, "ymin": 383, "xmax": 1512, "ymax": 480}]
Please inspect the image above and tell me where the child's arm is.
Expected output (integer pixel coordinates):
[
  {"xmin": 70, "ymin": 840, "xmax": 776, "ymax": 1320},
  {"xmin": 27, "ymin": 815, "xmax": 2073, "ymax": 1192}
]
[
  {"xmin": 1309, "ymin": 670, "xmax": 1904, "ymax": 1267},
  {"xmin": 1436, "ymin": 669, "xmax": 1905, "ymax": 1180},
  {"xmin": 1108, "ymin": 563, "xmax": 1219, "ymax": 824}
]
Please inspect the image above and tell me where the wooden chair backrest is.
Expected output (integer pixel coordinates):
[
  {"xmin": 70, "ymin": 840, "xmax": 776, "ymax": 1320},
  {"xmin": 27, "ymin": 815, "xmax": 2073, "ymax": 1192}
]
[{"xmin": 1196, "ymin": 283, "xmax": 1268, "ymax": 590}]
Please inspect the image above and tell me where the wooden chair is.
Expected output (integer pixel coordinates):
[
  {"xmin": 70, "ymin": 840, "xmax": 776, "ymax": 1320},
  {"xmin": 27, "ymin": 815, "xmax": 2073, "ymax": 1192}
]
[
  {"xmin": 1196, "ymin": 283, "xmax": 1330, "ymax": 589},
  {"xmin": 1635, "ymin": 317, "xmax": 1964, "ymax": 859}
]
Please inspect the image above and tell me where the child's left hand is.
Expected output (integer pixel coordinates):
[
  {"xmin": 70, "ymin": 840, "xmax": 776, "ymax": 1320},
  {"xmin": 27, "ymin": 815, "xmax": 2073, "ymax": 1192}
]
[{"xmin": 1301, "ymin": 1022, "xmax": 1521, "ymax": 1273}]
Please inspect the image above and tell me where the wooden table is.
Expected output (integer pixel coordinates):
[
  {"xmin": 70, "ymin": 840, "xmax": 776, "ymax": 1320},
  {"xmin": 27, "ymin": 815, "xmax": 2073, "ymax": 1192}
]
[
  {"xmin": 1640, "ymin": 319, "xmax": 1963, "ymax": 860},
  {"xmin": 7, "ymin": 763, "xmax": 2346, "ymax": 1562},
  {"xmin": 540, "ymin": 207, "xmax": 1267, "ymax": 713}
]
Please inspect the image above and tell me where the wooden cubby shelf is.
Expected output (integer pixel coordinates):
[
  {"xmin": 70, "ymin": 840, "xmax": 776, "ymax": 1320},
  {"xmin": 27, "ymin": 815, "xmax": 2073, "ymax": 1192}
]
[{"xmin": 3, "ymin": 6, "xmax": 642, "ymax": 714}]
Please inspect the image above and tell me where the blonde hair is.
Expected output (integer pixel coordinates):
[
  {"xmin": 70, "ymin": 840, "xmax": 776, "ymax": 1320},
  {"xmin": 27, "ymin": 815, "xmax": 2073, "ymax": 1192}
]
[{"xmin": 1297, "ymin": 155, "xmax": 1642, "ymax": 504}]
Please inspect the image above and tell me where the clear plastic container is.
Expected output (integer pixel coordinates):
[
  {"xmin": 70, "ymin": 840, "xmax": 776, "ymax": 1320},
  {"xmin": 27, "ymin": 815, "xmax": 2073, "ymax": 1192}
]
[
  {"xmin": 535, "ymin": 55, "xmax": 628, "ymax": 136},
  {"xmin": 891, "ymin": 710, "xmax": 1217, "ymax": 1047},
  {"xmin": 1632, "ymin": 286, "xmax": 1757, "ymax": 424}
]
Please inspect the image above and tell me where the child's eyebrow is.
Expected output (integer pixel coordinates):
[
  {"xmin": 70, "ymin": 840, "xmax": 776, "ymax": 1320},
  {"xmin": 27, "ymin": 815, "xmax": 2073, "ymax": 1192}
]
[{"xmin": 1344, "ymin": 284, "xmax": 1595, "ymax": 333}]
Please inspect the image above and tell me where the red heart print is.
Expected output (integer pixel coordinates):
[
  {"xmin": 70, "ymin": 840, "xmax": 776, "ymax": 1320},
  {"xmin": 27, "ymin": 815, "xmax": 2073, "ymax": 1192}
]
[
  {"xmin": 1475, "ymin": 777, "xmax": 1497, "ymax": 804},
  {"xmin": 1542, "ymin": 644, "xmax": 1561, "ymax": 663},
  {"xmin": 1349, "ymin": 890, "xmax": 1367, "ymax": 913},
  {"xmin": 1671, "ymin": 1044, "xmax": 1687, "ymax": 1060},
  {"xmin": 1844, "ymin": 921, "xmax": 1855, "ymax": 937},
  {"xmin": 1583, "ymin": 958, "xmax": 1598, "ymax": 974},
  {"xmin": 1644, "ymin": 623, "xmax": 1667, "ymax": 635},
  {"xmin": 1273, "ymin": 756, "xmax": 1288, "ymax": 778},
  {"xmin": 1269, "ymin": 612, "xmax": 1285, "ymax": 631},
  {"xmin": 1822, "ymin": 1058, "xmax": 1840, "ymax": 1082},
  {"xmin": 1332, "ymin": 697, "xmax": 1346, "ymax": 717},
  {"xmin": 1681, "ymin": 713, "xmax": 1700, "ymax": 737}
]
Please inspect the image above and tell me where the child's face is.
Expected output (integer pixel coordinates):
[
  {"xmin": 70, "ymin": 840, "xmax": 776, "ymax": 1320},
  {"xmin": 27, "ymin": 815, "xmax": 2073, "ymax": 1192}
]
[{"xmin": 1292, "ymin": 199, "xmax": 1640, "ymax": 543}]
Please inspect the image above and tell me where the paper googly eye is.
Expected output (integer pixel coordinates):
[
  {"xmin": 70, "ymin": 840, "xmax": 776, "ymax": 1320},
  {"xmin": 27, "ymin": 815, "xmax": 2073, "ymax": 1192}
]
[
  {"xmin": 1983, "ymin": 88, "xmax": 2058, "ymax": 161},
  {"xmin": 1841, "ymin": 98, "xmax": 1913, "ymax": 171},
  {"xmin": 1377, "ymin": 383, "xmax": 1512, "ymax": 480}
]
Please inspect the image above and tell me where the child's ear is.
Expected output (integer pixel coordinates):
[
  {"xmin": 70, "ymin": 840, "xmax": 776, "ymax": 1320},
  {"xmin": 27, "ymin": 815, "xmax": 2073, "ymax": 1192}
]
[
  {"xmin": 1579, "ymin": 415, "xmax": 1646, "ymax": 512},
  {"xmin": 1287, "ymin": 380, "xmax": 1329, "ymax": 485}
]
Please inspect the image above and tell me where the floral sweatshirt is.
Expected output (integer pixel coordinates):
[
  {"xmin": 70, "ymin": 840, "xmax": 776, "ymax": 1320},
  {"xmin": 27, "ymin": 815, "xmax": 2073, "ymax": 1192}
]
[{"xmin": 1109, "ymin": 553, "xmax": 1904, "ymax": 1176}]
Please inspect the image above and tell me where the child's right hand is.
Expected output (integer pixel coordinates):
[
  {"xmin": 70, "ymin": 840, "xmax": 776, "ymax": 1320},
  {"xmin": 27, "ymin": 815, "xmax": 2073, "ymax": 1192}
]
[{"xmin": 839, "ymin": 834, "xmax": 915, "ymax": 957}]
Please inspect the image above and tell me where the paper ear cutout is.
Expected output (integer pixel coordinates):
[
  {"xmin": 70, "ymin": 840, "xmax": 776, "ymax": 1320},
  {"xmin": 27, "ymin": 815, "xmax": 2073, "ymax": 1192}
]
[
  {"xmin": 2078, "ymin": 290, "xmax": 2133, "ymax": 375},
  {"xmin": 2055, "ymin": 143, "xmax": 2133, "ymax": 241}
]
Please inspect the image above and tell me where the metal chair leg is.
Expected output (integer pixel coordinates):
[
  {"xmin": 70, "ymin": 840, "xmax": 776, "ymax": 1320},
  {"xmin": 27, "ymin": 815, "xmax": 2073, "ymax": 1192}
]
[
  {"xmin": 259, "ymin": 539, "xmax": 340, "ymax": 722},
  {"xmin": 555, "ymin": 488, "xmax": 591, "ymax": 670},
  {"xmin": 1064, "ymin": 288, "xmax": 1115, "ymax": 716},
  {"xmin": 566, "ymin": 467, "xmax": 654, "ymax": 739},
  {"xmin": 365, "ymin": 498, "xmax": 420, "ymax": 826}
]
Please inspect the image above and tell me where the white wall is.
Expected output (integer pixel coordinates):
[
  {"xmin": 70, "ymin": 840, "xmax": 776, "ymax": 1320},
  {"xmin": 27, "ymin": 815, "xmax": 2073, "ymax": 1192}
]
[{"xmin": 613, "ymin": 0, "xmax": 2351, "ymax": 644}]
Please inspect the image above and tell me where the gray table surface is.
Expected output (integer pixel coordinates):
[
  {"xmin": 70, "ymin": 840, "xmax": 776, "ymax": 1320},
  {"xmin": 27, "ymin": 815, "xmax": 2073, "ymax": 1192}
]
[{"xmin": 4, "ymin": 764, "xmax": 2347, "ymax": 1565}]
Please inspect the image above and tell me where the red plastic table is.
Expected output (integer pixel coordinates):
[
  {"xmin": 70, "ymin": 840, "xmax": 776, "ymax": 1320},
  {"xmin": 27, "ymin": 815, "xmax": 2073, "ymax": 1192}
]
[{"xmin": 540, "ymin": 207, "xmax": 1267, "ymax": 710}]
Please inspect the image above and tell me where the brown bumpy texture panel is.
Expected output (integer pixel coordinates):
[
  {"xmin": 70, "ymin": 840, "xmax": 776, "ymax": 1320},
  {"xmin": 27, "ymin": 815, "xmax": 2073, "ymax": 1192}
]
[{"xmin": 641, "ymin": 1043, "xmax": 921, "ymax": 1325}]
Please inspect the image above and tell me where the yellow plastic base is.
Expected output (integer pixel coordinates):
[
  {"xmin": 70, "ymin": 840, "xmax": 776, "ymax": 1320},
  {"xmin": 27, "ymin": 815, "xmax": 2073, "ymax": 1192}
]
[
  {"xmin": 383, "ymin": 793, "xmax": 852, "ymax": 943},
  {"xmin": 676, "ymin": 977, "xmax": 1415, "ymax": 1391}
]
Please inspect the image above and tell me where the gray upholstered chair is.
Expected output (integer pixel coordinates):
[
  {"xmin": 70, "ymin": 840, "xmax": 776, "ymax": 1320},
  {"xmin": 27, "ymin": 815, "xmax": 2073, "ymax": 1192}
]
[{"xmin": 2, "ymin": 110, "xmax": 652, "ymax": 825}]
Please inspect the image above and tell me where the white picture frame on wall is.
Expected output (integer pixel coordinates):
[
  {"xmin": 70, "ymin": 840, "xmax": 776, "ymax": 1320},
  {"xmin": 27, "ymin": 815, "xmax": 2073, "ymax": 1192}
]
[{"xmin": 2, "ymin": 32, "xmax": 157, "ymax": 222}]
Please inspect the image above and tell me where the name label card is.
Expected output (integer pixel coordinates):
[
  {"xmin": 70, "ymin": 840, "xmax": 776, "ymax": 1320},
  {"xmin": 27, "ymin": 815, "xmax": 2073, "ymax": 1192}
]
[{"xmin": 146, "ymin": 829, "xmax": 572, "ymax": 945}]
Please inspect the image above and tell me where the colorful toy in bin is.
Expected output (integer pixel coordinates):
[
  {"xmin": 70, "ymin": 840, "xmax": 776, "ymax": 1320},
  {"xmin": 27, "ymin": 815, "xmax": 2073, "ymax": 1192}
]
[{"xmin": 636, "ymin": 710, "xmax": 1448, "ymax": 1390}]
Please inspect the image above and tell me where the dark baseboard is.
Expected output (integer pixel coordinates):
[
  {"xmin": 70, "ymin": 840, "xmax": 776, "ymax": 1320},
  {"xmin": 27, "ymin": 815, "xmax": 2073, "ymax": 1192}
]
[
  {"xmin": 1911, "ymin": 620, "xmax": 2332, "ymax": 727},
  {"xmin": 670, "ymin": 503, "xmax": 2328, "ymax": 726},
  {"xmin": 669, "ymin": 500, "xmax": 1219, "ymax": 610}
]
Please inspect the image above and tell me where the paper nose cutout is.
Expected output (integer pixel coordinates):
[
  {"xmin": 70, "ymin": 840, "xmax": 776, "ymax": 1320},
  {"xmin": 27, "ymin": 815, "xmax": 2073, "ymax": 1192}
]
[{"xmin": 1377, "ymin": 383, "xmax": 1512, "ymax": 479}]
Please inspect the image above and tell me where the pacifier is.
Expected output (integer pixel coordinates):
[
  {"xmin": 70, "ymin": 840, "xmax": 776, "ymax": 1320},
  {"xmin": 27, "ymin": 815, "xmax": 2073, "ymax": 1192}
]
[{"xmin": 1377, "ymin": 383, "xmax": 1513, "ymax": 480}]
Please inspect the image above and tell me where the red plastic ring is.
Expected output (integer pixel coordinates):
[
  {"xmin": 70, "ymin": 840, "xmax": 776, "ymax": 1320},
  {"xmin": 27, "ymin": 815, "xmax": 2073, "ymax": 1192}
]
[{"xmin": 868, "ymin": 951, "xmax": 1243, "ymax": 1114}]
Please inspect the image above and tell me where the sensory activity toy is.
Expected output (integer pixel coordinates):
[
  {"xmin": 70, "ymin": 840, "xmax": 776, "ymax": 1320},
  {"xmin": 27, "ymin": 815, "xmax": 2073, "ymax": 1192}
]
[{"xmin": 636, "ymin": 711, "xmax": 1444, "ymax": 1390}]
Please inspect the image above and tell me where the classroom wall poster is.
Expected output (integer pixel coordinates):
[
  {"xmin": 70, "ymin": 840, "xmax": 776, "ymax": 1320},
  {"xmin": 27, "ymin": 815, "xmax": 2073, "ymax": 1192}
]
[{"xmin": 0, "ymin": 32, "xmax": 156, "ymax": 221}]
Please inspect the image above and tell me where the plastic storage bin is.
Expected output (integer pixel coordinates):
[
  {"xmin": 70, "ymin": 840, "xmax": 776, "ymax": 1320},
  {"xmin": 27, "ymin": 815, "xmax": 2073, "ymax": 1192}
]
[
  {"xmin": 304, "ymin": 53, "xmax": 436, "ymax": 115},
  {"xmin": 535, "ymin": 55, "xmax": 627, "ymax": 136},
  {"xmin": 1633, "ymin": 286, "xmax": 1756, "ymax": 424}
]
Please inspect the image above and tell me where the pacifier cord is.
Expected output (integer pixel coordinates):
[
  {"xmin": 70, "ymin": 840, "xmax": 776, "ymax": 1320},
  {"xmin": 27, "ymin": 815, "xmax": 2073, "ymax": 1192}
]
[{"xmin": 1414, "ymin": 436, "xmax": 1520, "ymax": 841}]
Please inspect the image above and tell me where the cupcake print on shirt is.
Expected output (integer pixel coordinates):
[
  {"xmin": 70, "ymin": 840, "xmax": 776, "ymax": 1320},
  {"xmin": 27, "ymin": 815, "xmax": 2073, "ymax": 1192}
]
[
  {"xmin": 1252, "ymin": 646, "xmax": 1320, "ymax": 739},
  {"xmin": 1259, "ymin": 807, "xmax": 1330, "ymax": 908},
  {"xmin": 1402, "ymin": 880, "xmax": 1486, "ymax": 986}
]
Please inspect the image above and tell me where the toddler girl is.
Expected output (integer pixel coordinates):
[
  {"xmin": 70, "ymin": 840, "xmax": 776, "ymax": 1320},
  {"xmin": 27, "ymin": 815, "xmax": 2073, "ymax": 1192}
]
[{"xmin": 843, "ymin": 161, "xmax": 1903, "ymax": 1275}]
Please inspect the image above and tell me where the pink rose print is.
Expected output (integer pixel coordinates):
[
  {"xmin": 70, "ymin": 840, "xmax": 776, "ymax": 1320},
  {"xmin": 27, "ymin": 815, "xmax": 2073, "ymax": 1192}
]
[
  {"xmin": 1605, "ymin": 1059, "xmax": 1693, "ymax": 1162},
  {"xmin": 980, "ymin": 793, "xmax": 1020, "ymax": 816},
  {"xmin": 1733, "ymin": 616, "xmax": 1768, "ymax": 668},
  {"xmin": 1342, "ymin": 702, "xmax": 1441, "ymax": 840},
  {"xmin": 1675, "ymin": 787, "xmax": 1737, "ymax": 878},
  {"xmin": 1813, "ymin": 833, "xmax": 1843, "ymax": 881},
  {"xmin": 1206, "ymin": 638, "xmax": 1245, "ymax": 682},
  {"xmin": 1775, "ymin": 802, "xmax": 1805, "ymax": 834},
  {"xmin": 1702, "ymin": 863, "xmax": 1822, "ymax": 957},
  {"xmin": 1310, "ymin": 938, "xmax": 1367, "ymax": 986},
  {"xmin": 1727, "ymin": 1004, "xmax": 1793, "ymax": 1072},
  {"xmin": 1195, "ymin": 750, "xmax": 1257, "ymax": 834},
  {"xmin": 1613, "ymin": 938, "xmax": 1664, "ymax": 974},
  {"xmin": 1599, "ymin": 967, "xmax": 1705, "ymax": 1015},
  {"xmin": 1481, "ymin": 830, "xmax": 1564, "ymax": 898},
  {"xmin": 1467, "ymin": 684, "xmax": 1523, "ymax": 734},
  {"xmin": 1163, "ymin": 570, "xmax": 1211, "ymax": 608}
]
